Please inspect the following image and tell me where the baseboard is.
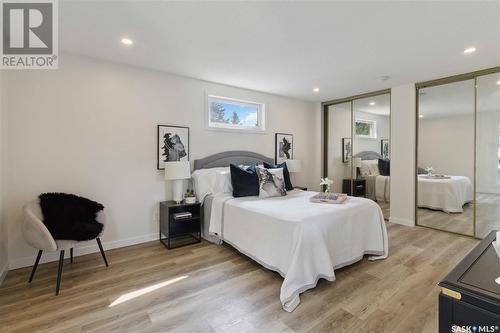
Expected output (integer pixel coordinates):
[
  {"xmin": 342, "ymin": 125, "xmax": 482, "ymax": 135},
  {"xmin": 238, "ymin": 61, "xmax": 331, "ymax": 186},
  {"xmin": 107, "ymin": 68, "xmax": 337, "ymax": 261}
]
[
  {"xmin": 389, "ymin": 217, "xmax": 414, "ymax": 227},
  {"xmin": 8, "ymin": 233, "xmax": 159, "ymax": 270},
  {"xmin": 0, "ymin": 261, "xmax": 8, "ymax": 285}
]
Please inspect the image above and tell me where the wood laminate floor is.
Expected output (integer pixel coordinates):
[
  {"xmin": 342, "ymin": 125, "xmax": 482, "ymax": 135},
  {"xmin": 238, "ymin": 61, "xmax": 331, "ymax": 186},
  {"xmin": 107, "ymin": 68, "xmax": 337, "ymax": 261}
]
[
  {"xmin": 417, "ymin": 192, "xmax": 500, "ymax": 237},
  {"xmin": 0, "ymin": 224, "xmax": 478, "ymax": 333}
]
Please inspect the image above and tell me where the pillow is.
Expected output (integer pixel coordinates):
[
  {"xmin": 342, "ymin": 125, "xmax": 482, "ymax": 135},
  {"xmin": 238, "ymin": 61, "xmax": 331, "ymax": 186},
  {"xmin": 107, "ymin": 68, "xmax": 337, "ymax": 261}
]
[
  {"xmin": 360, "ymin": 160, "xmax": 380, "ymax": 177},
  {"xmin": 230, "ymin": 164, "xmax": 259, "ymax": 197},
  {"xmin": 256, "ymin": 166, "xmax": 287, "ymax": 198},
  {"xmin": 192, "ymin": 167, "xmax": 230, "ymax": 202},
  {"xmin": 213, "ymin": 170, "xmax": 233, "ymax": 194},
  {"xmin": 263, "ymin": 162, "xmax": 293, "ymax": 191},
  {"xmin": 378, "ymin": 159, "xmax": 390, "ymax": 176}
]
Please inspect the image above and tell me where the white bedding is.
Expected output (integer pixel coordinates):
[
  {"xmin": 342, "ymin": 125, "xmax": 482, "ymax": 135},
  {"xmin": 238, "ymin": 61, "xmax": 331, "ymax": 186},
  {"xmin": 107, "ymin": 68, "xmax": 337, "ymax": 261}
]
[
  {"xmin": 209, "ymin": 190, "xmax": 388, "ymax": 312},
  {"xmin": 418, "ymin": 175, "xmax": 473, "ymax": 213},
  {"xmin": 364, "ymin": 175, "xmax": 390, "ymax": 202}
]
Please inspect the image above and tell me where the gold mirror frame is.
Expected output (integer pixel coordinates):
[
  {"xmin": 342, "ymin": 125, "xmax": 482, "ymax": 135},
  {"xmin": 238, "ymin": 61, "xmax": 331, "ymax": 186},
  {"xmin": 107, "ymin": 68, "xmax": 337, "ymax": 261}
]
[{"xmin": 415, "ymin": 66, "xmax": 500, "ymax": 238}]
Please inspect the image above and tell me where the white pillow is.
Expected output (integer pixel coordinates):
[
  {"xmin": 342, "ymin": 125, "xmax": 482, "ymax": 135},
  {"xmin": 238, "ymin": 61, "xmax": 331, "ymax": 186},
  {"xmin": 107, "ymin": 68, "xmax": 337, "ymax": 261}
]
[
  {"xmin": 213, "ymin": 170, "xmax": 233, "ymax": 194},
  {"xmin": 191, "ymin": 167, "xmax": 230, "ymax": 202},
  {"xmin": 359, "ymin": 160, "xmax": 380, "ymax": 177},
  {"xmin": 256, "ymin": 166, "xmax": 287, "ymax": 198}
]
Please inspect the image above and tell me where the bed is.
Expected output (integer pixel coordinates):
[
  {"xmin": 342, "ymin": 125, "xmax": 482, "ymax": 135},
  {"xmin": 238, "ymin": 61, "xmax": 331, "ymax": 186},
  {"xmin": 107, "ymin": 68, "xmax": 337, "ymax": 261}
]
[
  {"xmin": 417, "ymin": 175, "xmax": 473, "ymax": 213},
  {"xmin": 192, "ymin": 151, "xmax": 388, "ymax": 312},
  {"xmin": 354, "ymin": 151, "xmax": 390, "ymax": 203}
]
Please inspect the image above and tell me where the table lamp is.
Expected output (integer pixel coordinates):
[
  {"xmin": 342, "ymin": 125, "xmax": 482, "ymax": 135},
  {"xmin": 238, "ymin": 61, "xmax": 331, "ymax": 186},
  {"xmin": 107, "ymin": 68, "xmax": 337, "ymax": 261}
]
[
  {"xmin": 352, "ymin": 157, "xmax": 362, "ymax": 179},
  {"xmin": 165, "ymin": 161, "xmax": 191, "ymax": 204},
  {"xmin": 286, "ymin": 159, "xmax": 302, "ymax": 184}
]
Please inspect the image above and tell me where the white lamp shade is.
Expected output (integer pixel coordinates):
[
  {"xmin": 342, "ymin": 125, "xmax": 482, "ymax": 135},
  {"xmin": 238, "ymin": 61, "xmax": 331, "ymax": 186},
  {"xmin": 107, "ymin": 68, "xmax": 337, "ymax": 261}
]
[
  {"xmin": 164, "ymin": 161, "xmax": 191, "ymax": 180},
  {"xmin": 286, "ymin": 159, "xmax": 302, "ymax": 173}
]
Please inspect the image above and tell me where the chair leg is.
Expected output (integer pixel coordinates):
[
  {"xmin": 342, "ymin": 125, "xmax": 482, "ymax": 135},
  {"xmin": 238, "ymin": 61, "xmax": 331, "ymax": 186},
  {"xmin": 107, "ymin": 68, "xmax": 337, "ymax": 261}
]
[
  {"xmin": 28, "ymin": 250, "xmax": 43, "ymax": 283},
  {"xmin": 55, "ymin": 250, "xmax": 64, "ymax": 295},
  {"xmin": 96, "ymin": 237, "xmax": 108, "ymax": 267},
  {"xmin": 70, "ymin": 248, "xmax": 73, "ymax": 263}
]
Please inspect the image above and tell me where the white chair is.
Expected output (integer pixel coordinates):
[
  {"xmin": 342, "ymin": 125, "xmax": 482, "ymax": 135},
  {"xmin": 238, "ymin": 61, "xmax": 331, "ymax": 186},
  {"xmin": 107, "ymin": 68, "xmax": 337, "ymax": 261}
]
[{"xmin": 23, "ymin": 200, "xmax": 108, "ymax": 295}]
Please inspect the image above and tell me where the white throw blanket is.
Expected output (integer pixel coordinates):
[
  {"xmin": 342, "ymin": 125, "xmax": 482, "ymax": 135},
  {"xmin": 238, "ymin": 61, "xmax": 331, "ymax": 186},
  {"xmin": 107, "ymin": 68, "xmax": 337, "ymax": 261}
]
[
  {"xmin": 418, "ymin": 175, "xmax": 473, "ymax": 213},
  {"xmin": 375, "ymin": 175, "xmax": 390, "ymax": 202},
  {"xmin": 209, "ymin": 190, "xmax": 388, "ymax": 312}
]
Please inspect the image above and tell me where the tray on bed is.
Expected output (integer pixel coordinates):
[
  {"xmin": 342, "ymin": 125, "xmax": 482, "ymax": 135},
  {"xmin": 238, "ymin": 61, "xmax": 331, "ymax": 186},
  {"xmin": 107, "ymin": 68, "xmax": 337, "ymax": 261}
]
[{"xmin": 310, "ymin": 193, "xmax": 348, "ymax": 204}]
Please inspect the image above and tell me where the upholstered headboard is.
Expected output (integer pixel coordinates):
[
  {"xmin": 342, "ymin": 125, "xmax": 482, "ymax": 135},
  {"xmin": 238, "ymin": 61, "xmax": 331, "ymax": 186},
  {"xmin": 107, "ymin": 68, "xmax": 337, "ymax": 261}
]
[
  {"xmin": 193, "ymin": 151, "xmax": 274, "ymax": 170},
  {"xmin": 354, "ymin": 151, "xmax": 383, "ymax": 160}
]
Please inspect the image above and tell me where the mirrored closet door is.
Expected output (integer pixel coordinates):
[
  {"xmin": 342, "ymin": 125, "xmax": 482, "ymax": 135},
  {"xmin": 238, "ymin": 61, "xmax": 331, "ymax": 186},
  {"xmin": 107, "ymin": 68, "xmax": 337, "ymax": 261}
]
[
  {"xmin": 324, "ymin": 91, "xmax": 391, "ymax": 220},
  {"xmin": 476, "ymin": 72, "xmax": 500, "ymax": 238},
  {"xmin": 416, "ymin": 67, "xmax": 500, "ymax": 238}
]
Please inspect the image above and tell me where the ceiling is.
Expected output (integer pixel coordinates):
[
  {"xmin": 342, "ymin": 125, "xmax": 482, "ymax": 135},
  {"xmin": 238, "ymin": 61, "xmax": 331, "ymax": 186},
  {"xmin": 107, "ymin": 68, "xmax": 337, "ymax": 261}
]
[
  {"xmin": 60, "ymin": 1, "xmax": 500, "ymax": 102},
  {"xmin": 419, "ymin": 72, "xmax": 500, "ymax": 118}
]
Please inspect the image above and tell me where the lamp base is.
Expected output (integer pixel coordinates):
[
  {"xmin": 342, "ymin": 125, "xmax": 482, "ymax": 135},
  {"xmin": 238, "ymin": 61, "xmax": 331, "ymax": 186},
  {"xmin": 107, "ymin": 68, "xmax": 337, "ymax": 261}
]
[{"xmin": 172, "ymin": 179, "xmax": 184, "ymax": 204}]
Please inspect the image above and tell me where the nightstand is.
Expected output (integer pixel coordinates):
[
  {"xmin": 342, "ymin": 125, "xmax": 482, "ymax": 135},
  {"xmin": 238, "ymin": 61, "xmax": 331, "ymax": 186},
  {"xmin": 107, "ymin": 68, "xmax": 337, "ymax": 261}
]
[
  {"xmin": 294, "ymin": 186, "xmax": 307, "ymax": 191},
  {"xmin": 342, "ymin": 179, "xmax": 366, "ymax": 197},
  {"xmin": 159, "ymin": 201, "xmax": 201, "ymax": 249}
]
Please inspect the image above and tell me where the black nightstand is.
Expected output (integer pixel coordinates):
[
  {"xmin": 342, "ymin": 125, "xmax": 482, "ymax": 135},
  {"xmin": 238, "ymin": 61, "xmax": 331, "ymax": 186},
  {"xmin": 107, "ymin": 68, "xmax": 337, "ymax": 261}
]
[
  {"xmin": 159, "ymin": 201, "xmax": 201, "ymax": 249},
  {"xmin": 294, "ymin": 186, "xmax": 307, "ymax": 191},
  {"xmin": 342, "ymin": 179, "xmax": 366, "ymax": 197}
]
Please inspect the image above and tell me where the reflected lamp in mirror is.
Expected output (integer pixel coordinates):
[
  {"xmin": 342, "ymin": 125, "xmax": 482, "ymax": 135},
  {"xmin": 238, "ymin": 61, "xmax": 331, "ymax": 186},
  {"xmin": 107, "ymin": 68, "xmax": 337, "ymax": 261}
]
[
  {"xmin": 352, "ymin": 157, "xmax": 362, "ymax": 179},
  {"xmin": 165, "ymin": 161, "xmax": 191, "ymax": 204}
]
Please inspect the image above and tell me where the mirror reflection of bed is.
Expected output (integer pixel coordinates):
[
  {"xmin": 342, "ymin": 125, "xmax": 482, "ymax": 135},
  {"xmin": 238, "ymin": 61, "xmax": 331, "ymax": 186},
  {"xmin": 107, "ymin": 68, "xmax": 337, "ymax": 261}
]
[
  {"xmin": 353, "ymin": 94, "xmax": 391, "ymax": 220},
  {"xmin": 417, "ymin": 73, "xmax": 500, "ymax": 237}
]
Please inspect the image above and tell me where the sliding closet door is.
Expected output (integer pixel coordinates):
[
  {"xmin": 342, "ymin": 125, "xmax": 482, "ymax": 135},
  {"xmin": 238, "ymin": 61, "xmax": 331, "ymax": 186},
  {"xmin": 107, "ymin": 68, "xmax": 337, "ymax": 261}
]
[
  {"xmin": 475, "ymin": 72, "xmax": 500, "ymax": 238},
  {"xmin": 417, "ymin": 80, "xmax": 475, "ymax": 236},
  {"xmin": 327, "ymin": 102, "xmax": 352, "ymax": 193},
  {"xmin": 352, "ymin": 94, "xmax": 391, "ymax": 219}
]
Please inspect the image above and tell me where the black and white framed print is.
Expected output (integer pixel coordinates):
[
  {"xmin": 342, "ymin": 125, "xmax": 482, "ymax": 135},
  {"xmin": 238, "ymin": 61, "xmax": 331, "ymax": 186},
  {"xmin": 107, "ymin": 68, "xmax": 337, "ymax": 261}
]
[
  {"xmin": 157, "ymin": 125, "xmax": 189, "ymax": 170},
  {"xmin": 342, "ymin": 138, "xmax": 352, "ymax": 163},
  {"xmin": 381, "ymin": 139, "xmax": 390, "ymax": 159},
  {"xmin": 275, "ymin": 133, "xmax": 293, "ymax": 164}
]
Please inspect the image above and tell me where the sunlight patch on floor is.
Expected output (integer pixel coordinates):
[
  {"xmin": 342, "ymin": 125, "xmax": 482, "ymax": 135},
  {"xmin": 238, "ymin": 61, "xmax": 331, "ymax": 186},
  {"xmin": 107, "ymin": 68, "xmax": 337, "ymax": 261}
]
[{"xmin": 109, "ymin": 275, "xmax": 188, "ymax": 307}]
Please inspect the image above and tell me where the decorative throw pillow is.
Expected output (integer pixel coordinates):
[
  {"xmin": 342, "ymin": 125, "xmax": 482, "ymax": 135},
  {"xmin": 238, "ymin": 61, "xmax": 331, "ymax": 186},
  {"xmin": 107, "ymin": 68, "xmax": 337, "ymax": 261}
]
[
  {"xmin": 263, "ymin": 162, "xmax": 293, "ymax": 191},
  {"xmin": 378, "ymin": 158, "xmax": 390, "ymax": 176},
  {"xmin": 256, "ymin": 166, "xmax": 287, "ymax": 198},
  {"xmin": 230, "ymin": 164, "xmax": 259, "ymax": 197}
]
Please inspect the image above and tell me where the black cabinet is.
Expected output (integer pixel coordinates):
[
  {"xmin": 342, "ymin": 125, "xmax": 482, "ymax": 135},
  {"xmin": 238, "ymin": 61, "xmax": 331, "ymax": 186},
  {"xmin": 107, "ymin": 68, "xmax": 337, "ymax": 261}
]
[
  {"xmin": 159, "ymin": 201, "xmax": 201, "ymax": 249},
  {"xmin": 438, "ymin": 231, "xmax": 500, "ymax": 332},
  {"xmin": 342, "ymin": 179, "xmax": 366, "ymax": 197}
]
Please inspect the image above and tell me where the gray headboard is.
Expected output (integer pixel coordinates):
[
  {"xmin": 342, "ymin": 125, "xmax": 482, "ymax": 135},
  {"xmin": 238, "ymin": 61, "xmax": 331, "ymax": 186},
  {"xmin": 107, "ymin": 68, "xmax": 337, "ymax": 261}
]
[
  {"xmin": 354, "ymin": 151, "xmax": 383, "ymax": 160},
  {"xmin": 194, "ymin": 151, "xmax": 274, "ymax": 170}
]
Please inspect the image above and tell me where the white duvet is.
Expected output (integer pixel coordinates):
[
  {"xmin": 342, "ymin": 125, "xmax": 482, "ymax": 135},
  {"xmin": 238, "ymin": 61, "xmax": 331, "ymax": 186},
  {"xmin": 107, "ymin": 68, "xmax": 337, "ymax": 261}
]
[
  {"xmin": 209, "ymin": 190, "xmax": 388, "ymax": 312},
  {"xmin": 418, "ymin": 175, "xmax": 473, "ymax": 213}
]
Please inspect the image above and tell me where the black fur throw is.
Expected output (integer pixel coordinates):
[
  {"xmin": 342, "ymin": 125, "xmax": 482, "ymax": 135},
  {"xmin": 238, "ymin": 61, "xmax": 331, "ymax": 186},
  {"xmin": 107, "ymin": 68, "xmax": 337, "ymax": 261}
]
[{"xmin": 39, "ymin": 193, "xmax": 104, "ymax": 241}]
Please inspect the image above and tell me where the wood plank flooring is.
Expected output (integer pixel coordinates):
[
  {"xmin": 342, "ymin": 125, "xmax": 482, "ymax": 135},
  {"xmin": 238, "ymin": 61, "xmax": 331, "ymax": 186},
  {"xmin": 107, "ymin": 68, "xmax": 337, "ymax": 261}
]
[
  {"xmin": 417, "ymin": 192, "xmax": 500, "ymax": 237},
  {"xmin": 0, "ymin": 223, "xmax": 478, "ymax": 333}
]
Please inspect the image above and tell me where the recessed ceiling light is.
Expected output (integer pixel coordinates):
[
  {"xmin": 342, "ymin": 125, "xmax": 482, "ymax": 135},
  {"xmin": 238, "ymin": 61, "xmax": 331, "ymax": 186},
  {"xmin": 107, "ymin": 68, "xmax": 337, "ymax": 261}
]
[
  {"xmin": 369, "ymin": 101, "xmax": 376, "ymax": 106},
  {"xmin": 121, "ymin": 38, "xmax": 133, "ymax": 46},
  {"xmin": 313, "ymin": 88, "xmax": 320, "ymax": 92},
  {"xmin": 496, "ymin": 80, "xmax": 500, "ymax": 85},
  {"xmin": 463, "ymin": 47, "xmax": 476, "ymax": 54},
  {"xmin": 419, "ymin": 115, "xmax": 424, "ymax": 118}
]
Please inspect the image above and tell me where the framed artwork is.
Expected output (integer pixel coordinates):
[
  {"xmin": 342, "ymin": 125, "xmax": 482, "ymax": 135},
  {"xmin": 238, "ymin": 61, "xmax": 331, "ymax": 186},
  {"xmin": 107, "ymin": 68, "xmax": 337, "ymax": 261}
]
[
  {"xmin": 275, "ymin": 133, "xmax": 293, "ymax": 164},
  {"xmin": 381, "ymin": 139, "xmax": 390, "ymax": 159},
  {"xmin": 342, "ymin": 138, "xmax": 352, "ymax": 163},
  {"xmin": 157, "ymin": 125, "xmax": 189, "ymax": 170}
]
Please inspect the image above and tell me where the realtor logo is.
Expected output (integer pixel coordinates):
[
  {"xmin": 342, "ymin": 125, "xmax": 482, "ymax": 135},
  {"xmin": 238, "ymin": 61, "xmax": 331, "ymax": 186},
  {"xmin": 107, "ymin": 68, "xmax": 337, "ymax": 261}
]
[{"xmin": 1, "ymin": 0, "xmax": 58, "ymax": 69}]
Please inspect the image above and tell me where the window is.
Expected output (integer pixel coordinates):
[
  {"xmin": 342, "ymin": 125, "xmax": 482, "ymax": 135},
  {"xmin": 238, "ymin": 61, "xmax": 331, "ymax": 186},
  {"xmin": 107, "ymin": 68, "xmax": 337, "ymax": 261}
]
[
  {"xmin": 355, "ymin": 119, "xmax": 377, "ymax": 139},
  {"xmin": 207, "ymin": 95, "xmax": 265, "ymax": 132}
]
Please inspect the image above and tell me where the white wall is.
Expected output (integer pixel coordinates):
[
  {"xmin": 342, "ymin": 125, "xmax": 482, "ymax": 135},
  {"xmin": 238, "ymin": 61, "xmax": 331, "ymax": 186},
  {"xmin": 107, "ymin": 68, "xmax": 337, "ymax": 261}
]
[
  {"xmin": 353, "ymin": 111, "xmax": 389, "ymax": 156},
  {"xmin": 4, "ymin": 54, "xmax": 319, "ymax": 269},
  {"xmin": 418, "ymin": 114, "xmax": 474, "ymax": 181},
  {"xmin": 390, "ymin": 84, "xmax": 416, "ymax": 226},
  {"xmin": 0, "ymin": 70, "xmax": 7, "ymax": 283},
  {"xmin": 477, "ymin": 110, "xmax": 500, "ymax": 194}
]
